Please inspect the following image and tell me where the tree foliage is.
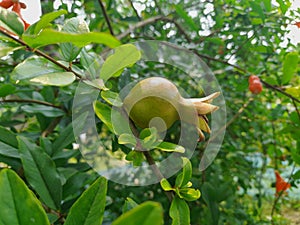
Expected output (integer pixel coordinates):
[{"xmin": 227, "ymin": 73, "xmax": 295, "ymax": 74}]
[{"xmin": 0, "ymin": 0, "xmax": 299, "ymax": 224}]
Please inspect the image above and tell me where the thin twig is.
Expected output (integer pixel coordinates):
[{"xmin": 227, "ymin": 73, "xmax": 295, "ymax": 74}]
[
  {"xmin": 0, "ymin": 99, "xmax": 64, "ymax": 110},
  {"xmin": 97, "ymin": 0, "xmax": 114, "ymax": 36},
  {"xmin": 0, "ymin": 28, "xmax": 83, "ymax": 79},
  {"xmin": 128, "ymin": 0, "xmax": 141, "ymax": 21},
  {"xmin": 120, "ymin": 108, "xmax": 174, "ymax": 201}
]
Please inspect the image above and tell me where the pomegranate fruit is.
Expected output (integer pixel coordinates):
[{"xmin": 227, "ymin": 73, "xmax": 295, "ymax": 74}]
[{"xmin": 123, "ymin": 77, "xmax": 219, "ymax": 141}]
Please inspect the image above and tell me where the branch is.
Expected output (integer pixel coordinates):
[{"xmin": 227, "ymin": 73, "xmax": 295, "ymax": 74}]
[
  {"xmin": 117, "ymin": 15, "xmax": 164, "ymax": 39},
  {"xmin": 116, "ymin": 15, "xmax": 192, "ymax": 42},
  {"xmin": 97, "ymin": 0, "xmax": 114, "ymax": 36},
  {"xmin": 191, "ymin": 49, "xmax": 300, "ymax": 104},
  {"xmin": 128, "ymin": 0, "xmax": 141, "ymax": 21},
  {"xmin": 0, "ymin": 99, "xmax": 64, "ymax": 110},
  {"xmin": 120, "ymin": 108, "xmax": 174, "ymax": 201},
  {"xmin": 0, "ymin": 27, "xmax": 83, "ymax": 79}
]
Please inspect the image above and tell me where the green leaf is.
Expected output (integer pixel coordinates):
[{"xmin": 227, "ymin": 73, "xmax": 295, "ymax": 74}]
[
  {"xmin": 179, "ymin": 188, "xmax": 201, "ymax": 201},
  {"xmin": 64, "ymin": 177, "xmax": 107, "ymax": 225},
  {"xmin": 11, "ymin": 56, "xmax": 66, "ymax": 81},
  {"xmin": 94, "ymin": 101, "xmax": 131, "ymax": 135},
  {"xmin": 93, "ymin": 101, "xmax": 114, "ymax": 132},
  {"xmin": 22, "ymin": 29, "xmax": 120, "ymax": 48},
  {"xmin": 0, "ymin": 169, "xmax": 50, "ymax": 225},
  {"xmin": 156, "ymin": 142, "xmax": 185, "ymax": 153},
  {"xmin": 0, "ymin": 126, "xmax": 18, "ymax": 148},
  {"xmin": 0, "ymin": 141, "xmax": 19, "ymax": 158},
  {"xmin": 286, "ymin": 86, "xmax": 300, "ymax": 98},
  {"xmin": 60, "ymin": 18, "xmax": 90, "ymax": 62},
  {"xmin": 33, "ymin": 10, "xmax": 67, "ymax": 35},
  {"xmin": 122, "ymin": 197, "xmax": 139, "ymax": 214},
  {"xmin": 174, "ymin": 4, "xmax": 198, "ymax": 31},
  {"xmin": 250, "ymin": 2, "xmax": 265, "ymax": 22},
  {"xmin": 160, "ymin": 178, "xmax": 174, "ymax": 191},
  {"xmin": 112, "ymin": 201, "xmax": 163, "ymax": 225},
  {"xmin": 21, "ymin": 105, "xmax": 65, "ymax": 117},
  {"xmin": 18, "ymin": 136, "xmax": 62, "ymax": 210},
  {"xmin": 0, "ymin": 42, "xmax": 23, "ymax": 57},
  {"xmin": 125, "ymin": 151, "xmax": 145, "ymax": 166},
  {"xmin": 80, "ymin": 49, "xmax": 103, "ymax": 79},
  {"xmin": 282, "ymin": 52, "xmax": 299, "ymax": 84},
  {"xmin": 0, "ymin": 83, "xmax": 16, "ymax": 97},
  {"xmin": 169, "ymin": 196, "xmax": 190, "ymax": 225},
  {"xmin": 52, "ymin": 122, "xmax": 75, "ymax": 154},
  {"xmin": 140, "ymin": 127, "xmax": 160, "ymax": 150},
  {"xmin": 118, "ymin": 133, "xmax": 137, "ymax": 146},
  {"xmin": 175, "ymin": 157, "xmax": 192, "ymax": 188},
  {"xmin": 101, "ymin": 90, "xmax": 123, "ymax": 107},
  {"xmin": 100, "ymin": 44, "xmax": 141, "ymax": 81},
  {"xmin": 0, "ymin": 8, "xmax": 24, "ymax": 36},
  {"xmin": 276, "ymin": 0, "xmax": 291, "ymax": 14},
  {"xmin": 30, "ymin": 72, "xmax": 76, "ymax": 86}
]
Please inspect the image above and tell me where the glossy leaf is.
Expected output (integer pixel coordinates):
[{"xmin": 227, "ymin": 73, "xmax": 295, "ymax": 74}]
[
  {"xmin": 156, "ymin": 142, "xmax": 185, "ymax": 153},
  {"xmin": 0, "ymin": 169, "xmax": 50, "ymax": 225},
  {"xmin": 22, "ymin": 29, "xmax": 120, "ymax": 48},
  {"xmin": 100, "ymin": 44, "xmax": 141, "ymax": 81},
  {"xmin": 169, "ymin": 196, "xmax": 190, "ymax": 225},
  {"xmin": 33, "ymin": 10, "xmax": 67, "ymax": 35},
  {"xmin": 30, "ymin": 72, "xmax": 76, "ymax": 86},
  {"xmin": 64, "ymin": 177, "xmax": 108, "ymax": 225},
  {"xmin": 93, "ymin": 101, "xmax": 114, "ymax": 132},
  {"xmin": 179, "ymin": 188, "xmax": 201, "ymax": 201},
  {"xmin": 118, "ymin": 133, "xmax": 137, "ymax": 146},
  {"xmin": 18, "ymin": 136, "xmax": 62, "ymax": 210},
  {"xmin": 175, "ymin": 157, "xmax": 192, "ymax": 188},
  {"xmin": 282, "ymin": 52, "xmax": 299, "ymax": 84},
  {"xmin": 11, "ymin": 56, "xmax": 66, "ymax": 81},
  {"xmin": 0, "ymin": 7, "xmax": 24, "ymax": 36},
  {"xmin": 112, "ymin": 201, "xmax": 163, "ymax": 225},
  {"xmin": 21, "ymin": 105, "xmax": 65, "ymax": 117},
  {"xmin": 60, "ymin": 18, "xmax": 89, "ymax": 61},
  {"xmin": 101, "ymin": 90, "xmax": 123, "ymax": 107},
  {"xmin": 160, "ymin": 178, "xmax": 174, "ymax": 191},
  {"xmin": 52, "ymin": 122, "xmax": 75, "ymax": 154}
]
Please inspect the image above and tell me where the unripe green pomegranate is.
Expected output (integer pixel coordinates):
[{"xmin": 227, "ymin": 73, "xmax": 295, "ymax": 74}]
[{"xmin": 123, "ymin": 77, "xmax": 219, "ymax": 141}]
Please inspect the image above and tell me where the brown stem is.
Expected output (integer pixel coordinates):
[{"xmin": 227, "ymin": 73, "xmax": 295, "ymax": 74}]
[
  {"xmin": 97, "ymin": 0, "xmax": 114, "ymax": 36},
  {"xmin": 0, "ymin": 27, "xmax": 83, "ymax": 79},
  {"xmin": 120, "ymin": 108, "xmax": 174, "ymax": 201}
]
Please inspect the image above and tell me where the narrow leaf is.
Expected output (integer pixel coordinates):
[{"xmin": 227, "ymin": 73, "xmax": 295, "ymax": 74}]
[
  {"xmin": 18, "ymin": 137, "xmax": 62, "ymax": 210},
  {"xmin": 23, "ymin": 29, "xmax": 120, "ymax": 48},
  {"xmin": 0, "ymin": 169, "xmax": 50, "ymax": 225},
  {"xmin": 64, "ymin": 177, "xmax": 108, "ymax": 225},
  {"xmin": 33, "ymin": 10, "xmax": 67, "ymax": 35},
  {"xmin": 112, "ymin": 201, "xmax": 163, "ymax": 225}
]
